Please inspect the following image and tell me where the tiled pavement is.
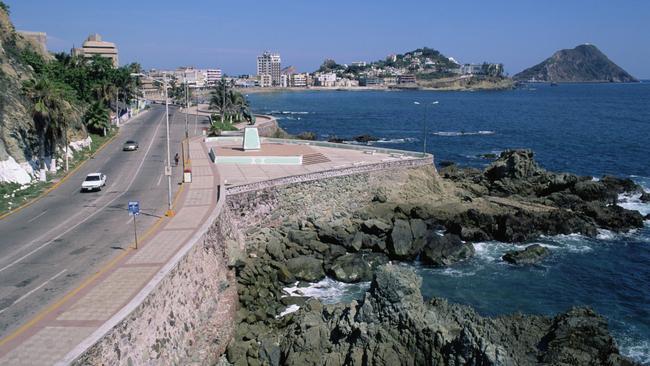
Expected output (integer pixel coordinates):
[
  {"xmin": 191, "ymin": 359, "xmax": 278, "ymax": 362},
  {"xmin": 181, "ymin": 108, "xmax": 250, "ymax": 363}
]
[{"xmin": 0, "ymin": 138, "xmax": 219, "ymax": 365}]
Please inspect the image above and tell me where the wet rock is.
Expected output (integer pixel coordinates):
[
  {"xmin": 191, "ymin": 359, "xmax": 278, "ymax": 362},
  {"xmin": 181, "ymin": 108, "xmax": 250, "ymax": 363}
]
[
  {"xmin": 502, "ymin": 244, "xmax": 550, "ymax": 265},
  {"xmin": 287, "ymin": 229, "xmax": 318, "ymax": 246},
  {"xmin": 387, "ymin": 219, "xmax": 414, "ymax": 259},
  {"xmin": 572, "ymin": 180, "xmax": 612, "ymax": 202},
  {"xmin": 640, "ymin": 192, "xmax": 650, "ymax": 203},
  {"xmin": 601, "ymin": 175, "xmax": 641, "ymax": 195},
  {"xmin": 539, "ymin": 307, "xmax": 634, "ymax": 365},
  {"xmin": 485, "ymin": 149, "xmax": 542, "ymax": 181},
  {"xmin": 326, "ymin": 252, "xmax": 389, "ymax": 283},
  {"xmin": 421, "ymin": 234, "xmax": 475, "ymax": 266},
  {"xmin": 353, "ymin": 134, "xmax": 379, "ymax": 143},
  {"xmin": 285, "ymin": 256, "xmax": 325, "ymax": 282},
  {"xmin": 361, "ymin": 219, "xmax": 391, "ymax": 236},
  {"xmin": 578, "ymin": 201, "xmax": 644, "ymax": 231}
]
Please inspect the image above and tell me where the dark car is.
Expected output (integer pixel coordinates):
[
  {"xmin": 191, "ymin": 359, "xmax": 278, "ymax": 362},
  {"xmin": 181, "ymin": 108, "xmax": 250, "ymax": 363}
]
[{"xmin": 123, "ymin": 140, "xmax": 139, "ymax": 151}]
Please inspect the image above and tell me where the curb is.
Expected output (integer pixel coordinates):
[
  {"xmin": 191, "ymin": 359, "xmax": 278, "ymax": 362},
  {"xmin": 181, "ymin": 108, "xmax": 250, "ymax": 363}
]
[{"xmin": 0, "ymin": 131, "xmax": 120, "ymax": 221}]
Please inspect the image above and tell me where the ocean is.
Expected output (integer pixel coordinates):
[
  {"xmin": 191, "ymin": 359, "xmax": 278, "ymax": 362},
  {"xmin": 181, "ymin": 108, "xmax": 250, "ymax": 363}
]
[{"xmin": 248, "ymin": 84, "xmax": 650, "ymax": 364}]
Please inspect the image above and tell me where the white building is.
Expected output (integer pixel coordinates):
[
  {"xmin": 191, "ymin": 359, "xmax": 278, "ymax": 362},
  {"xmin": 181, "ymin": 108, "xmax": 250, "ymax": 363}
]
[
  {"xmin": 315, "ymin": 73, "xmax": 337, "ymax": 87},
  {"xmin": 280, "ymin": 74, "xmax": 288, "ymax": 88},
  {"xmin": 290, "ymin": 73, "xmax": 309, "ymax": 87},
  {"xmin": 259, "ymin": 74, "xmax": 272, "ymax": 88},
  {"xmin": 460, "ymin": 64, "xmax": 483, "ymax": 75},
  {"xmin": 206, "ymin": 69, "xmax": 223, "ymax": 85},
  {"xmin": 256, "ymin": 51, "xmax": 281, "ymax": 87},
  {"xmin": 351, "ymin": 61, "xmax": 367, "ymax": 67}
]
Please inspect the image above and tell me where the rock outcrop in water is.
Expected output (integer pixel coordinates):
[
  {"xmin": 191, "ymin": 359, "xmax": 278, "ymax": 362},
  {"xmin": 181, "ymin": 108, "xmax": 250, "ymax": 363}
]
[
  {"xmin": 513, "ymin": 44, "xmax": 638, "ymax": 83},
  {"xmin": 230, "ymin": 265, "xmax": 634, "ymax": 365},
  {"xmin": 223, "ymin": 153, "xmax": 644, "ymax": 365}
]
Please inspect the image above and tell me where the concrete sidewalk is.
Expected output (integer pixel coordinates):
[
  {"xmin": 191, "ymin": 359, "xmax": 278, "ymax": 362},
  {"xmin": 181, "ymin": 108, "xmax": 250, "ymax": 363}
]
[{"xmin": 0, "ymin": 138, "xmax": 219, "ymax": 365}]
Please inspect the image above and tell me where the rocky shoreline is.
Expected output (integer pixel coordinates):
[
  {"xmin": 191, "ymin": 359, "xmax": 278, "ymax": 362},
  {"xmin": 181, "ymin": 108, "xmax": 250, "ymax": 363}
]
[{"xmin": 221, "ymin": 150, "xmax": 644, "ymax": 365}]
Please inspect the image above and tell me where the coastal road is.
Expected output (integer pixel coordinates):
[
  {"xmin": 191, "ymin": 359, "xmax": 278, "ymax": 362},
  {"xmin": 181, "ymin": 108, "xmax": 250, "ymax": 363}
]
[{"xmin": 0, "ymin": 104, "xmax": 210, "ymax": 338}]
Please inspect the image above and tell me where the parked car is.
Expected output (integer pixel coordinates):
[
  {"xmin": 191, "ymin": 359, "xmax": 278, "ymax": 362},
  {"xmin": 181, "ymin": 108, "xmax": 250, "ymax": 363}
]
[
  {"xmin": 123, "ymin": 140, "xmax": 139, "ymax": 151},
  {"xmin": 81, "ymin": 173, "xmax": 107, "ymax": 192}
]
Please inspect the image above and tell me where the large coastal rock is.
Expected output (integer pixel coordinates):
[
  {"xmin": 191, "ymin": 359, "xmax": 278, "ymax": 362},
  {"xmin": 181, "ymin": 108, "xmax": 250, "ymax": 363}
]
[
  {"xmin": 259, "ymin": 265, "xmax": 633, "ymax": 366},
  {"xmin": 513, "ymin": 44, "xmax": 638, "ymax": 83},
  {"xmin": 421, "ymin": 234, "xmax": 474, "ymax": 266},
  {"xmin": 503, "ymin": 244, "xmax": 550, "ymax": 265}
]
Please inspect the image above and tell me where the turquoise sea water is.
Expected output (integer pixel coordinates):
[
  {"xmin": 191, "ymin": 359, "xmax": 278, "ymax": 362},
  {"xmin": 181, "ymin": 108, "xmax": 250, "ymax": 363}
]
[{"xmin": 249, "ymin": 84, "xmax": 650, "ymax": 364}]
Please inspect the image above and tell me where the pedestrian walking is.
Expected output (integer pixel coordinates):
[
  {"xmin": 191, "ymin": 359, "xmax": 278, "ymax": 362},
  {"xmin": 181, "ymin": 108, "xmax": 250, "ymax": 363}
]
[{"xmin": 174, "ymin": 153, "xmax": 179, "ymax": 167}]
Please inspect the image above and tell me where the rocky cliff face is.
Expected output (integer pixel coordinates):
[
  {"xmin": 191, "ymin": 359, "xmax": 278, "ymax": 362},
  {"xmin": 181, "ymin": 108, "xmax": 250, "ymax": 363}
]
[
  {"xmin": 0, "ymin": 7, "xmax": 87, "ymax": 184},
  {"xmin": 513, "ymin": 44, "xmax": 637, "ymax": 83},
  {"xmin": 0, "ymin": 7, "xmax": 40, "ymax": 178}
]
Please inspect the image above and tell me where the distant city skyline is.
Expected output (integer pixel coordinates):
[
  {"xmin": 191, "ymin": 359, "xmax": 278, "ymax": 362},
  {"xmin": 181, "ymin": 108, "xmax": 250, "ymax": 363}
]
[{"xmin": 7, "ymin": 0, "xmax": 650, "ymax": 78}]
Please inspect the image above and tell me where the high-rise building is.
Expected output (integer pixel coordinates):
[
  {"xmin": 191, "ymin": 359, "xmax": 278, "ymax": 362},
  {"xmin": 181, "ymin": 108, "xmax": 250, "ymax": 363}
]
[
  {"xmin": 72, "ymin": 34, "xmax": 119, "ymax": 67},
  {"xmin": 256, "ymin": 51, "xmax": 281, "ymax": 87}
]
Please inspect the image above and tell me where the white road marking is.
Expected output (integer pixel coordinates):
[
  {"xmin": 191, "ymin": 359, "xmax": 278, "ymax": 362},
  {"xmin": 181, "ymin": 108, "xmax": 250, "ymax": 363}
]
[
  {"xmin": 0, "ymin": 112, "xmax": 167, "ymax": 274},
  {"xmin": 27, "ymin": 210, "xmax": 47, "ymax": 223},
  {"xmin": 156, "ymin": 173, "xmax": 163, "ymax": 186},
  {"xmin": 0, "ymin": 269, "xmax": 68, "ymax": 314}
]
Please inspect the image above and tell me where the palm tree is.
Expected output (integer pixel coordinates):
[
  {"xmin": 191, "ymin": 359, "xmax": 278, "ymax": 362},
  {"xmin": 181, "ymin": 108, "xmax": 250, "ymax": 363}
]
[
  {"xmin": 23, "ymin": 77, "xmax": 65, "ymax": 181},
  {"xmin": 85, "ymin": 101, "xmax": 111, "ymax": 136},
  {"xmin": 209, "ymin": 79, "xmax": 230, "ymax": 122}
]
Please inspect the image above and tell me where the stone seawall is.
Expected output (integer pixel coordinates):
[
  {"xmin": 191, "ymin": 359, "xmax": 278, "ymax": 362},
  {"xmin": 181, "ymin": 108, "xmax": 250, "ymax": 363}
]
[
  {"xmin": 72, "ymin": 206, "xmax": 240, "ymax": 365},
  {"xmin": 226, "ymin": 157, "xmax": 432, "ymax": 195}
]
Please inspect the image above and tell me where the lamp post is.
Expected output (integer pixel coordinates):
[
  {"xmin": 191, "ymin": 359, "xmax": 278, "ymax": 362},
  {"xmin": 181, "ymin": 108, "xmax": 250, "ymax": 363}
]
[
  {"xmin": 184, "ymin": 75, "xmax": 189, "ymax": 139},
  {"xmin": 131, "ymin": 72, "xmax": 174, "ymax": 216},
  {"xmin": 163, "ymin": 73, "xmax": 173, "ymax": 216},
  {"xmin": 413, "ymin": 100, "xmax": 439, "ymax": 155}
]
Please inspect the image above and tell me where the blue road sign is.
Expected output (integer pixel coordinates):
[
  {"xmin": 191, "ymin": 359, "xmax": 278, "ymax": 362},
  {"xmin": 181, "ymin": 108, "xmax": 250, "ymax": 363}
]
[{"xmin": 128, "ymin": 201, "xmax": 140, "ymax": 216}]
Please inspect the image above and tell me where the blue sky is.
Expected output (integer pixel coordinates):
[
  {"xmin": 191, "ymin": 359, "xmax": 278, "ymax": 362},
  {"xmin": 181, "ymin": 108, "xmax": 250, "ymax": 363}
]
[{"xmin": 7, "ymin": 0, "xmax": 650, "ymax": 78}]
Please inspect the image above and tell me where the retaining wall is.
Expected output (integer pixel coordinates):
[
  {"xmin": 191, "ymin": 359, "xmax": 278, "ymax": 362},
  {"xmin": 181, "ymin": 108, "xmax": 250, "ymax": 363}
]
[{"xmin": 72, "ymin": 191, "xmax": 240, "ymax": 365}]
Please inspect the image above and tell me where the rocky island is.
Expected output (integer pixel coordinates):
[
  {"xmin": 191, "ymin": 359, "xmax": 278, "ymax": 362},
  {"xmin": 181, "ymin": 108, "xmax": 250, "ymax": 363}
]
[
  {"xmin": 221, "ymin": 149, "xmax": 645, "ymax": 365},
  {"xmin": 514, "ymin": 44, "xmax": 638, "ymax": 83}
]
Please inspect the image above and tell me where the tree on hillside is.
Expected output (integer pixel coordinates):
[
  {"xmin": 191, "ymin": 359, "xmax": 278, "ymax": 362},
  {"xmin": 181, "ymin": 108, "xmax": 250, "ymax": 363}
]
[
  {"xmin": 85, "ymin": 101, "xmax": 111, "ymax": 136},
  {"xmin": 22, "ymin": 77, "xmax": 72, "ymax": 179}
]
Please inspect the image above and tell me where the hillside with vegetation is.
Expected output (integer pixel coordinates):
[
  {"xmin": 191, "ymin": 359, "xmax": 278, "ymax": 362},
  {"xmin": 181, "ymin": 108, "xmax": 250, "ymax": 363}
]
[
  {"xmin": 513, "ymin": 44, "xmax": 637, "ymax": 83},
  {"xmin": 0, "ymin": 1, "xmax": 140, "ymax": 187},
  {"xmin": 314, "ymin": 47, "xmax": 510, "ymax": 90}
]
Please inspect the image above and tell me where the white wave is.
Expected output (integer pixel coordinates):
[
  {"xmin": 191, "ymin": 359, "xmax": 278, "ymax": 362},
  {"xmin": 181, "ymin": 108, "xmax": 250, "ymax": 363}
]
[
  {"xmin": 618, "ymin": 192, "xmax": 650, "ymax": 216},
  {"xmin": 373, "ymin": 137, "xmax": 418, "ymax": 144},
  {"xmin": 473, "ymin": 237, "xmax": 594, "ymax": 262},
  {"xmin": 472, "ymin": 241, "xmax": 523, "ymax": 262},
  {"xmin": 276, "ymin": 304, "xmax": 300, "ymax": 318},
  {"xmin": 283, "ymin": 278, "xmax": 370, "ymax": 305},
  {"xmin": 432, "ymin": 130, "xmax": 495, "ymax": 137},
  {"xmin": 618, "ymin": 337, "xmax": 650, "ymax": 365},
  {"xmin": 438, "ymin": 267, "xmax": 477, "ymax": 277},
  {"xmin": 597, "ymin": 229, "xmax": 616, "ymax": 240},
  {"xmin": 281, "ymin": 111, "xmax": 310, "ymax": 115}
]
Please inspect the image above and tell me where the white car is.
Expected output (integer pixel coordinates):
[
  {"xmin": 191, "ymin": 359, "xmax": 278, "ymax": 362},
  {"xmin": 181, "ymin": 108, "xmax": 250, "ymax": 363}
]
[{"xmin": 81, "ymin": 173, "xmax": 107, "ymax": 192}]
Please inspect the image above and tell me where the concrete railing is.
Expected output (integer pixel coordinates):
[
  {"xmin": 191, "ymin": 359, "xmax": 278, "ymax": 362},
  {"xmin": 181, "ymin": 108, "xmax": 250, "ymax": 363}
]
[{"xmin": 263, "ymin": 137, "xmax": 430, "ymax": 159}]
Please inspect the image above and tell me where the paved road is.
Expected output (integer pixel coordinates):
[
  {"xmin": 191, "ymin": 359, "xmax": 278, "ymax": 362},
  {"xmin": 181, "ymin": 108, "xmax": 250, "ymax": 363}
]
[{"xmin": 0, "ymin": 104, "xmax": 209, "ymax": 338}]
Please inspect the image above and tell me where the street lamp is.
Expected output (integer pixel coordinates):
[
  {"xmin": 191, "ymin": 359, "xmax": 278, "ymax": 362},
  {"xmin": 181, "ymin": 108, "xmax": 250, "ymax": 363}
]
[
  {"xmin": 132, "ymin": 72, "xmax": 174, "ymax": 216},
  {"xmin": 413, "ymin": 100, "xmax": 439, "ymax": 155},
  {"xmin": 183, "ymin": 75, "xmax": 189, "ymax": 139}
]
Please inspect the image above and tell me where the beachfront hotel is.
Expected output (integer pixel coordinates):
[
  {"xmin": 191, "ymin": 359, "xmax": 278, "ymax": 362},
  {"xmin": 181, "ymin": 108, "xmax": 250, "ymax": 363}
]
[
  {"xmin": 257, "ymin": 51, "xmax": 281, "ymax": 87},
  {"xmin": 72, "ymin": 33, "xmax": 119, "ymax": 67}
]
